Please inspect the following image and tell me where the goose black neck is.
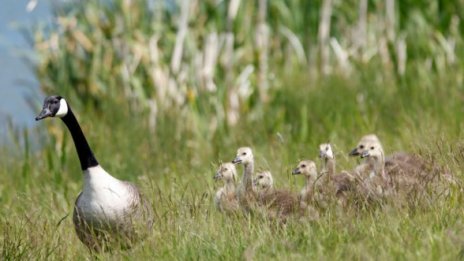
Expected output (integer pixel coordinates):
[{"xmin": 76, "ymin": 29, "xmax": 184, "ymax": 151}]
[{"xmin": 61, "ymin": 107, "xmax": 99, "ymax": 170}]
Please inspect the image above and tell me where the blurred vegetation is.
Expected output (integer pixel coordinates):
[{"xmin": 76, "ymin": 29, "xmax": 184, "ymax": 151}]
[
  {"xmin": 32, "ymin": 0, "xmax": 464, "ymax": 137},
  {"xmin": 1, "ymin": 0, "xmax": 464, "ymax": 259}
]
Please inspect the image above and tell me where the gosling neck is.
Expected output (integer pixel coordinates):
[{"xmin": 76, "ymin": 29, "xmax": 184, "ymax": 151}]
[
  {"xmin": 242, "ymin": 160, "xmax": 254, "ymax": 191},
  {"xmin": 224, "ymin": 179, "xmax": 236, "ymax": 193},
  {"xmin": 305, "ymin": 174, "xmax": 317, "ymax": 190},
  {"xmin": 367, "ymin": 154, "xmax": 385, "ymax": 178},
  {"xmin": 325, "ymin": 157, "xmax": 336, "ymax": 177}
]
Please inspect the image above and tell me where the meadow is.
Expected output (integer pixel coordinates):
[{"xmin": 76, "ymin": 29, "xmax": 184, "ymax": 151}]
[{"xmin": 2, "ymin": 0, "xmax": 464, "ymax": 259}]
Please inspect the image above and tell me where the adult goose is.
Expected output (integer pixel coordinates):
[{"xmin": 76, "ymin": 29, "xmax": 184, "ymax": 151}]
[{"xmin": 36, "ymin": 95, "xmax": 153, "ymax": 252}]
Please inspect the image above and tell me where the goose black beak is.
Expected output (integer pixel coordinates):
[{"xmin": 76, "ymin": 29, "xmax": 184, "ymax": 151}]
[
  {"xmin": 349, "ymin": 148, "xmax": 360, "ymax": 157},
  {"xmin": 292, "ymin": 168, "xmax": 301, "ymax": 175},
  {"xmin": 232, "ymin": 158, "xmax": 241, "ymax": 164},
  {"xmin": 360, "ymin": 151, "xmax": 370, "ymax": 158},
  {"xmin": 35, "ymin": 108, "xmax": 53, "ymax": 121}
]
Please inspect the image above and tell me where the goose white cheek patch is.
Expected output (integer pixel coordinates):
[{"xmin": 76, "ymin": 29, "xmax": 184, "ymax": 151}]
[{"xmin": 56, "ymin": 98, "xmax": 69, "ymax": 118}]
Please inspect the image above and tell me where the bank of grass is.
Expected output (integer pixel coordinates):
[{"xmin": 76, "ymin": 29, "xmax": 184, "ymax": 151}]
[{"xmin": 1, "ymin": 70, "xmax": 464, "ymax": 259}]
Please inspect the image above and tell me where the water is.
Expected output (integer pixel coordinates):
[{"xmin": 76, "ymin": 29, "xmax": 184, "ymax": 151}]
[{"xmin": 0, "ymin": 0, "xmax": 51, "ymax": 140}]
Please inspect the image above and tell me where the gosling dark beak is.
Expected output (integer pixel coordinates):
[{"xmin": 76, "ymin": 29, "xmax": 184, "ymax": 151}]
[
  {"xmin": 360, "ymin": 151, "xmax": 370, "ymax": 158},
  {"xmin": 319, "ymin": 151, "xmax": 324, "ymax": 158},
  {"xmin": 292, "ymin": 168, "xmax": 301, "ymax": 175},
  {"xmin": 213, "ymin": 172, "xmax": 221, "ymax": 180},
  {"xmin": 349, "ymin": 148, "xmax": 360, "ymax": 157},
  {"xmin": 232, "ymin": 157, "xmax": 241, "ymax": 164},
  {"xmin": 35, "ymin": 108, "xmax": 53, "ymax": 121}
]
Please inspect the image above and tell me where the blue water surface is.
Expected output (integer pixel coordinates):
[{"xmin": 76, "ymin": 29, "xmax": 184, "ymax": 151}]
[{"xmin": 0, "ymin": 0, "xmax": 52, "ymax": 141}]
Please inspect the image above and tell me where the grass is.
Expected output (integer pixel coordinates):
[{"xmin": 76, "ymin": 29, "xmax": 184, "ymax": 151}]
[
  {"xmin": 2, "ymin": 72, "xmax": 464, "ymax": 259},
  {"xmin": 2, "ymin": 0, "xmax": 464, "ymax": 259}
]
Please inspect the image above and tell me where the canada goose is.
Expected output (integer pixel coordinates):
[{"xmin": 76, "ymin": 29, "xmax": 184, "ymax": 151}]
[
  {"xmin": 350, "ymin": 135, "xmax": 387, "ymax": 179},
  {"xmin": 213, "ymin": 162, "xmax": 239, "ymax": 212},
  {"xmin": 292, "ymin": 160, "xmax": 318, "ymax": 205},
  {"xmin": 231, "ymin": 147, "xmax": 256, "ymax": 210},
  {"xmin": 292, "ymin": 160, "xmax": 320, "ymax": 219},
  {"xmin": 35, "ymin": 96, "xmax": 153, "ymax": 251},
  {"xmin": 319, "ymin": 143, "xmax": 354, "ymax": 200},
  {"xmin": 253, "ymin": 170, "xmax": 298, "ymax": 218},
  {"xmin": 348, "ymin": 134, "xmax": 391, "ymax": 199},
  {"xmin": 358, "ymin": 136, "xmax": 452, "ymax": 195},
  {"xmin": 319, "ymin": 143, "xmax": 335, "ymax": 179},
  {"xmin": 348, "ymin": 134, "xmax": 438, "ymax": 200},
  {"xmin": 232, "ymin": 147, "xmax": 298, "ymax": 218},
  {"xmin": 349, "ymin": 134, "xmax": 431, "ymax": 184},
  {"xmin": 349, "ymin": 134, "xmax": 381, "ymax": 159},
  {"xmin": 253, "ymin": 171, "xmax": 274, "ymax": 194}
]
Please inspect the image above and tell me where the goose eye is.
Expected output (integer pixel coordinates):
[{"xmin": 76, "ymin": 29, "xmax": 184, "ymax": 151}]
[
  {"xmin": 371, "ymin": 146, "xmax": 375, "ymax": 150},
  {"xmin": 359, "ymin": 145, "xmax": 364, "ymax": 149}
]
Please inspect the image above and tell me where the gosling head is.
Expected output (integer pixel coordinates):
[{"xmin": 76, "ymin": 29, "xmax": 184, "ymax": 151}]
[
  {"xmin": 359, "ymin": 139, "xmax": 385, "ymax": 162},
  {"xmin": 253, "ymin": 171, "xmax": 274, "ymax": 190},
  {"xmin": 214, "ymin": 162, "xmax": 237, "ymax": 182},
  {"xmin": 292, "ymin": 160, "xmax": 317, "ymax": 179},
  {"xmin": 35, "ymin": 95, "xmax": 69, "ymax": 121},
  {"xmin": 349, "ymin": 134, "xmax": 380, "ymax": 157},
  {"xmin": 319, "ymin": 143, "xmax": 334, "ymax": 159},
  {"xmin": 232, "ymin": 147, "xmax": 254, "ymax": 165}
]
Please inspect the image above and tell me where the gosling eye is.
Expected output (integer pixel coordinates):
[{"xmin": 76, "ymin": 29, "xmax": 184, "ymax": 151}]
[
  {"xmin": 326, "ymin": 146, "xmax": 329, "ymax": 151},
  {"xmin": 371, "ymin": 146, "xmax": 375, "ymax": 150},
  {"xmin": 242, "ymin": 152, "xmax": 247, "ymax": 156},
  {"xmin": 301, "ymin": 164, "xmax": 306, "ymax": 168},
  {"xmin": 359, "ymin": 145, "xmax": 364, "ymax": 149},
  {"xmin": 258, "ymin": 175, "xmax": 263, "ymax": 179},
  {"xmin": 224, "ymin": 168, "xmax": 228, "ymax": 171}
]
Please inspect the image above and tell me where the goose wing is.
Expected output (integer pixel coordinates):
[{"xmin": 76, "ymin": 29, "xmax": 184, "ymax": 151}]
[{"xmin": 121, "ymin": 181, "xmax": 154, "ymax": 230}]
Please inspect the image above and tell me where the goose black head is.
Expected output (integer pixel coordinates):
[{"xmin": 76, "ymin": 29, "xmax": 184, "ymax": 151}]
[{"xmin": 35, "ymin": 95, "xmax": 68, "ymax": 121}]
